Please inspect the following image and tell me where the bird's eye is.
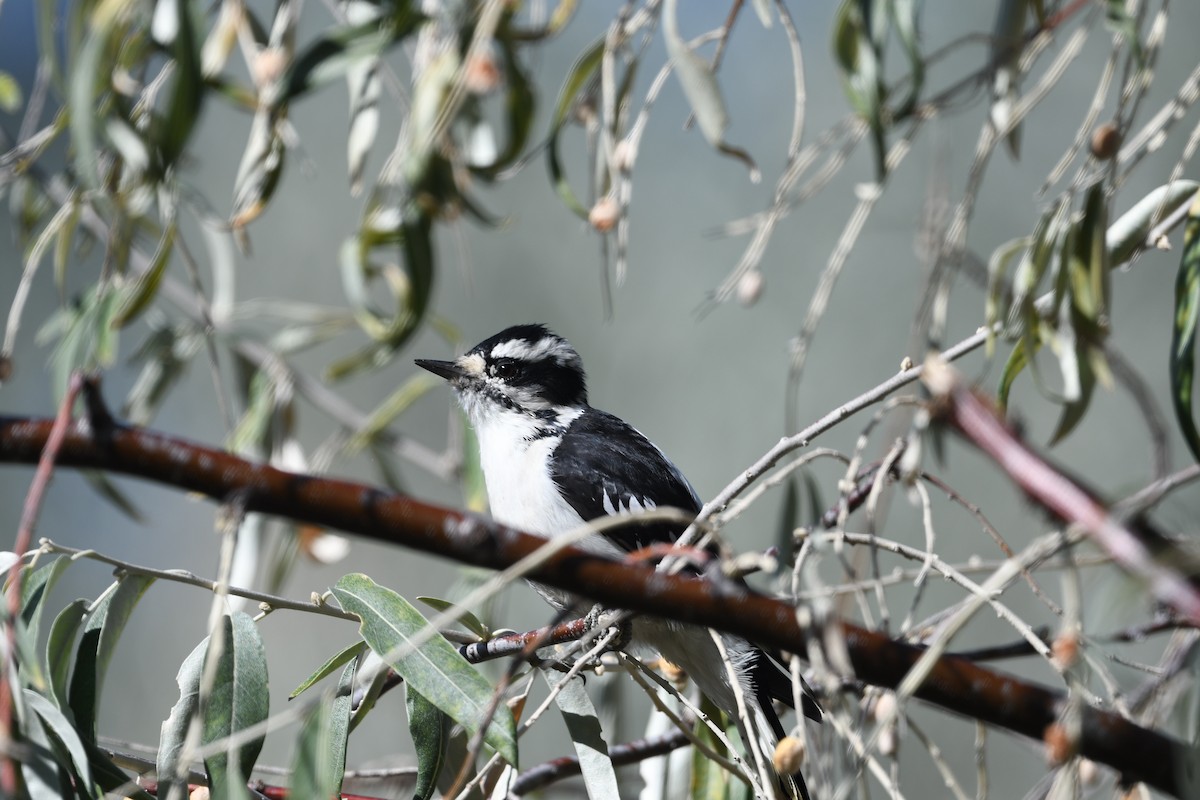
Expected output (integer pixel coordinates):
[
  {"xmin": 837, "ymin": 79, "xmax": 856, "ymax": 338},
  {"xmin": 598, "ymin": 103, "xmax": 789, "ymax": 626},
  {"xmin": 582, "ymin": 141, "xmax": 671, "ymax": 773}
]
[{"xmin": 492, "ymin": 360, "xmax": 517, "ymax": 379}]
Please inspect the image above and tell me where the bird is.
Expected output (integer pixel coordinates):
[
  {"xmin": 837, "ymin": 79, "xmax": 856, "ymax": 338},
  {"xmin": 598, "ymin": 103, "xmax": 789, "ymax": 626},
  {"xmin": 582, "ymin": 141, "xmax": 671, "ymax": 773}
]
[{"xmin": 417, "ymin": 324, "xmax": 819, "ymax": 799}]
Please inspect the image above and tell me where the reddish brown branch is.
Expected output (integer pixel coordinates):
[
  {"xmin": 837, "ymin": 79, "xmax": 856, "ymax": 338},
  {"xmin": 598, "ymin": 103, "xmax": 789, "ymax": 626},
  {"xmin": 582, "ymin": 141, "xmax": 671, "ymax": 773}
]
[
  {"xmin": 925, "ymin": 364, "xmax": 1200, "ymax": 623},
  {"xmin": 0, "ymin": 390, "xmax": 1187, "ymax": 796}
]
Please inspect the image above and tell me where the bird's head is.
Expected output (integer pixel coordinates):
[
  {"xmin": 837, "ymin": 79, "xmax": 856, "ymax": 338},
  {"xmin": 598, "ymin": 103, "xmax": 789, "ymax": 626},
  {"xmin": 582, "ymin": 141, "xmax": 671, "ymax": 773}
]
[{"xmin": 416, "ymin": 324, "xmax": 589, "ymax": 427}]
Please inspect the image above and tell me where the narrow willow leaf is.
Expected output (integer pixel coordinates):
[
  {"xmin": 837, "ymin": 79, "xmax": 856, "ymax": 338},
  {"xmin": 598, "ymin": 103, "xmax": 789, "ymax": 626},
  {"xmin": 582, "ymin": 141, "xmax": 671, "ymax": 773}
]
[
  {"xmin": 156, "ymin": 635, "xmax": 206, "ymax": 797},
  {"xmin": 417, "ymin": 596, "xmax": 489, "ymax": 642},
  {"xmin": 18, "ymin": 705, "xmax": 75, "ymax": 798},
  {"xmin": 203, "ymin": 612, "xmax": 270, "ymax": 797},
  {"xmin": 472, "ymin": 34, "xmax": 536, "ymax": 180},
  {"xmin": 1107, "ymin": 181, "xmax": 1200, "ymax": 267},
  {"xmin": 68, "ymin": 574, "xmax": 155, "ymax": 740},
  {"xmin": 331, "ymin": 573, "xmax": 518, "ymax": 764},
  {"xmin": 25, "ymin": 689, "xmax": 94, "ymax": 791},
  {"xmin": 113, "ymin": 220, "xmax": 177, "ymax": 328},
  {"xmin": 46, "ymin": 599, "xmax": 88, "ymax": 711},
  {"xmin": 663, "ymin": 0, "xmax": 757, "ymax": 179},
  {"xmin": 283, "ymin": 8, "xmax": 423, "ymax": 102},
  {"xmin": 990, "ymin": 0, "xmax": 1027, "ymax": 158},
  {"xmin": 986, "ymin": 239, "xmax": 1028, "ymax": 354},
  {"xmin": 87, "ymin": 740, "xmax": 156, "ymax": 799},
  {"xmin": 342, "ymin": 1, "xmax": 384, "ymax": 195},
  {"xmin": 1171, "ymin": 192, "xmax": 1200, "ymax": 463},
  {"xmin": 230, "ymin": 110, "xmax": 286, "ymax": 229},
  {"xmin": 832, "ymin": 0, "xmax": 886, "ymax": 177},
  {"xmin": 290, "ymin": 659, "xmax": 354, "ymax": 800},
  {"xmin": 540, "ymin": 669, "xmax": 621, "ymax": 799},
  {"xmin": 343, "ymin": 373, "xmax": 438, "ymax": 455},
  {"xmin": 82, "ymin": 470, "xmax": 145, "ymax": 522},
  {"xmin": 998, "ymin": 334, "xmax": 1033, "ymax": 413},
  {"xmin": 20, "ymin": 557, "xmax": 72, "ymax": 646},
  {"xmin": 290, "ymin": 641, "xmax": 367, "ymax": 699},
  {"xmin": 546, "ymin": 38, "xmax": 603, "ymax": 218},
  {"xmin": 691, "ymin": 695, "xmax": 733, "ymax": 800},
  {"xmin": 152, "ymin": 0, "xmax": 203, "ymax": 170},
  {"xmin": 407, "ymin": 685, "xmax": 450, "ymax": 800},
  {"xmin": 889, "ymin": 0, "xmax": 923, "ymax": 118}
]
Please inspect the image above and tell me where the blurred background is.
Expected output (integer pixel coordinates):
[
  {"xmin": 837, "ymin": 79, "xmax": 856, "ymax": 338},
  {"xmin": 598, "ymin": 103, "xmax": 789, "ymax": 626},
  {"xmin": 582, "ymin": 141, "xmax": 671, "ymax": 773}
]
[{"xmin": 3, "ymin": 1, "xmax": 1200, "ymax": 796}]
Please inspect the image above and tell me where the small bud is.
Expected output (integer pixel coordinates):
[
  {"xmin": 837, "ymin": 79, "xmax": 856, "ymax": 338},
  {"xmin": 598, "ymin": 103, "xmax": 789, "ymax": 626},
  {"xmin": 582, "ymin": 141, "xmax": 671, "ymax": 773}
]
[
  {"xmin": 738, "ymin": 270, "xmax": 765, "ymax": 307},
  {"xmin": 189, "ymin": 788, "xmax": 211, "ymax": 800},
  {"xmin": 253, "ymin": 48, "xmax": 287, "ymax": 88},
  {"xmin": 1078, "ymin": 757, "xmax": 1098, "ymax": 786},
  {"xmin": 1090, "ymin": 122, "xmax": 1121, "ymax": 161},
  {"xmin": 1051, "ymin": 629, "xmax": 1079, "ymax": 671},
  {"xmin": 1043, "ymin": 722, "xmax": 1077, "ymax": 765},
  {"xmin": 899, "ymin": 356, "xmax": 914, "ymax": 372},
  {"xmin": 589, "ymin": 196, "xmax": 620, "ymax": 233},
  {"xmin": 463, "ymin": 49, "xmax": 503, "ymax": 95},
  {"xmin": 613, "ymin": 138, "xmax": 637, "ymax": 173},
  {"xmin": 871, "ymin": 691, "xmax": 897, "ymax": 723},
  {"xmin": 772, "ymin": 736, "xmax": 806, "ymax": 774}
]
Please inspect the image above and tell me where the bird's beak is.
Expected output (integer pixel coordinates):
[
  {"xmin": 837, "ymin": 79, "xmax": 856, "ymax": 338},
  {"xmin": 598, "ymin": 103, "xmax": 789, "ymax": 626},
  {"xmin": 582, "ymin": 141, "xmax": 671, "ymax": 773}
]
[{"xmin": 415, "ymin": 358, "xmax": 467, "ymax": 381}]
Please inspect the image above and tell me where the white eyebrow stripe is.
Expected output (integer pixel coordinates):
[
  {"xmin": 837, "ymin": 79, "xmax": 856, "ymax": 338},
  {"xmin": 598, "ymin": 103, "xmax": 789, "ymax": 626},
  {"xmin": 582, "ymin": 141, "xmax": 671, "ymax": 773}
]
[{"xmin": 490, "ymin": 337, "xmax": 578, "ymax": 364}]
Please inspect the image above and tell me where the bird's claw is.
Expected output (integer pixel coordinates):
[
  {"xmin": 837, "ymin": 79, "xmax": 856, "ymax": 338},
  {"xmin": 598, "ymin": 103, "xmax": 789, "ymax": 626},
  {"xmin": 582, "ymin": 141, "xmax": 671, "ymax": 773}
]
[{"xmin": 584, "ymin": 604, "xmax": 632, "ymax": 652}]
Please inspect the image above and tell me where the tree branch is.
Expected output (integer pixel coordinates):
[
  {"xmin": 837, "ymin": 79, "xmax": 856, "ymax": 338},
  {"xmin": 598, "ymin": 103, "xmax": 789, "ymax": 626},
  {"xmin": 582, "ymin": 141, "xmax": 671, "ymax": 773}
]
[{"xmin": 0, "ymin": 381, "xmax": 1188, "ymax": 797}]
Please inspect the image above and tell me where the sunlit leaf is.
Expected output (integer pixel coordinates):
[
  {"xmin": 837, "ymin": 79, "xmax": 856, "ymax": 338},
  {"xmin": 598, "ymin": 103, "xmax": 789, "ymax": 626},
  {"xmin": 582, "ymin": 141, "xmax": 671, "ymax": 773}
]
[
  {"xmin": 663, "ymin": 0, "xmax": 758, "ymax": 180},
  {"xmin": 203, "ymin": 612, "xmax": 270, "ymax": 798},
  {"xmin": 540, "ymin": 668, "xmax": 620, "ymax": 798},
  {"xmin": 417, "ymin": 596, "xmax": 489, "ymax": 642},
  {"xmin": 68, "ymin": 574, "xmax": 155, "ymax": 741},
  {"xmin": 1171, "ymin": 191, "xmax": 1200, "ymax": 463},
  {"xmin": 113, "ymin": 220, "xmax": 177, "ymax": 328},
  {"xmin": 46, "ymin": 599, "xmax": 88, "ymax": 711},
  {"xmin": 290, "ymin": 641, "xmax": 367, "ymax": 699},
  {"xmin": 331, "ymin": 573, "xmax": 518, "ymax": 764},
  {"xmin": 291, "ymin": 659, "xmax": 354, "ymax": 799},
  {"xmin": 407, "ymin": 685, "xmax": 450, "ymax": 800}
]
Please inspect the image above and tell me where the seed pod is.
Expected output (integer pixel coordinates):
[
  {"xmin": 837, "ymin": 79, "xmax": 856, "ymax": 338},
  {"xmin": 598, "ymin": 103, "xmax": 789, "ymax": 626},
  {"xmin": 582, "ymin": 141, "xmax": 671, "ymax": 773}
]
[{"xmin": 589, "ymin": 196, "xmax": 620, "ymax": 233}]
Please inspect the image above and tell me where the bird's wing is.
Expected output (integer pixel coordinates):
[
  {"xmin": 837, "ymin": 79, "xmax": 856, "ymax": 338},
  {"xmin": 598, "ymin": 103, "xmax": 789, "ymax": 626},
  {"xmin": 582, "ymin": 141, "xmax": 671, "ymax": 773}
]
[{"xmin": 550, "ymin": 409, "xmax": 700, "ymax": 554}]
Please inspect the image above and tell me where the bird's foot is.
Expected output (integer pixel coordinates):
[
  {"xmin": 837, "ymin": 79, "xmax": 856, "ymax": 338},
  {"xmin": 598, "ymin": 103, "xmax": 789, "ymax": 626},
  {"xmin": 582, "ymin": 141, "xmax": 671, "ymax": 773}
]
[{"xmin": 584, "ymin": 604, "xmax": 633, "ymax": 652}]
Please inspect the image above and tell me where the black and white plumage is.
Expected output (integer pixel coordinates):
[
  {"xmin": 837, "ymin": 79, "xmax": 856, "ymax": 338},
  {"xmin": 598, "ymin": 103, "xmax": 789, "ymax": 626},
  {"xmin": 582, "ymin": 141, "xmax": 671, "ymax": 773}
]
[{"xmin": 417, "ymin": 324, "xmax": 818, "ymax": 799}]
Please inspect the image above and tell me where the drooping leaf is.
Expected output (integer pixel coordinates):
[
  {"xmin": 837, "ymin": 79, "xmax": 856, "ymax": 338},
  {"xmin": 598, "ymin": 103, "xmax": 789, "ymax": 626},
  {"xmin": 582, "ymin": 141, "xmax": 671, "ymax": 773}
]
[
  {"xmin": 1171, "ymin": 191, "xmax": 1200, "ymax": 463},
  {"xmin": 540, "ymin": 668, "xmax": 621, "ymax": 799},
  {"xmin": 156, "ymin": 634, "xmax": 207, "ymax": 797},
  {"xmin": 417, "ymin": 596, "xmax": 490, "ymax": 642},
  {"xmin": 331, "ymin": 573, "xmax": 518, "ymax": 764},
  {"xmin": 68, "ymin": 574, "xmax": 155, "ymax": 741},
  {"xmin": 407, "ymin": 685, "xmax": 450, "ymax": 800},
  {"xmin": 290, "ymin": 659, "xmax": 354, "ymax": 800},
  {"xmin": 25, "ymin": 689, "xmax": 94, "ymax": 791},
  {"xmin": 663, "ymin": 0, "xmax": 758, "ymax": 179},
  {"xmin": 19, "ymin": 557, "xmax": 72, "ymax": 645},
  {"xmin": 546, "ymin": 37, "xmax": 603, "ymax": 218},
  {"xmin": 113, "ymin": 220, "xmax": 177, "ymax": 328},
  {"xmin": 202, "ymin": 611, "xmax": 270, "ymax": 797},
  {"xmin": 290, "ymin": 641, "xmax": 367, "ymax": 699},
  {"xmin": 46, "ymin": 599, "xmax": 88, "ymax": 711},
  {"xmin": 17, "ymin": 705, "xmax": 76, "ymax": 799},
  {"xmin": 989, "ymin": 0, "xmax": 1028, "ymax": 158}
]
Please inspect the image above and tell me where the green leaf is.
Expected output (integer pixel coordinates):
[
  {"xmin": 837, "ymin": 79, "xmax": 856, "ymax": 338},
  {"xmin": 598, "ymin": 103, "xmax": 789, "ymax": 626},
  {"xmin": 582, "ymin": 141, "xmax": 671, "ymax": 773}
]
[
  {"xmin": 407, "ymin": 685, "xmax": 450, "ymax": 800},
  {"xmin": 417, "ymin": 596, "xmax": 490, "ymax": 642},
  {"xmin": 156, "ymin": 635, "xmax": 206, "ymax": 797},
  {"xmin": 20, "ymin": 557, "xmax": 72, "ymax": 646},
  {"xmin": 151, "ymin": 0, "xmax": 204, "ymax": 170},
  {"xmin": 775, "ymin": 476, "xmax": 801, "ymax": 565},
  {"xmin": 17, "ymin": 707, "xmax": 76, "ymax": 798},
  {"xmin": 290, "ymin": 641, "xmax": 367, "ymax": 699},
  {"xmin": 68, "ymin": 574, "xmax": 154, "ymax": 740},
  {"xmin": 290, "ymin": 659, "xmax": 354, "ymax": 800},
  {"xmin": 998, "ymin": 335, "xmax": 1034, "ymax": 414},
  {"xmin": 662, "ymin": 0, "xmax": 758, "ymax": 179},
  {"xmin": 832, "ymin": 0, "xmax": 886, "ymax": 177},
  {"xmin": 46, "ymin": 599, "xmax": 88, "ymax": 711},
  {"xmin": 1171, "ymin": 191, "xmax": 1200, "ymax": 463},
  {"xmin": 25, "ymin": 689, "xmax": 94, "ymax": 791},
  {"xmin": 546, "ymin": 38, "xmax": 603, "ymax": 218},
  {"xmin": 0, "ymin": 71, "xmax": 22, "ymax": 112},
  {"xmin": 472, "ymin": 32, "xmax": 536, "ymax": 180},
  {"xmin": 691, "ymin": 695, "xmax": 734, "ymax": 799},
  {"xmin": 343, "ymin": 373, "xmax": 438, "ymax": 456},
  {"xmin": 113, "ymin": 220, "xmax": 177, "ymax": 328},
  {"xmin": 331, "ymin": 573, "xmax": 518, "ymax": 764},
  {"xmin": 282, "ymin": 6, "xmax": 423, "ymax": 103},
  {"xmin": 539, "ymin": 668, "xmax": 620, "ymax": 799},
  {"xmin": 203, "ymin": 612, "xmax": 270, "ymax": 797},
  {"xmin": 888, "ymin": 0, "xmax": 924, "ymax": 119}
]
